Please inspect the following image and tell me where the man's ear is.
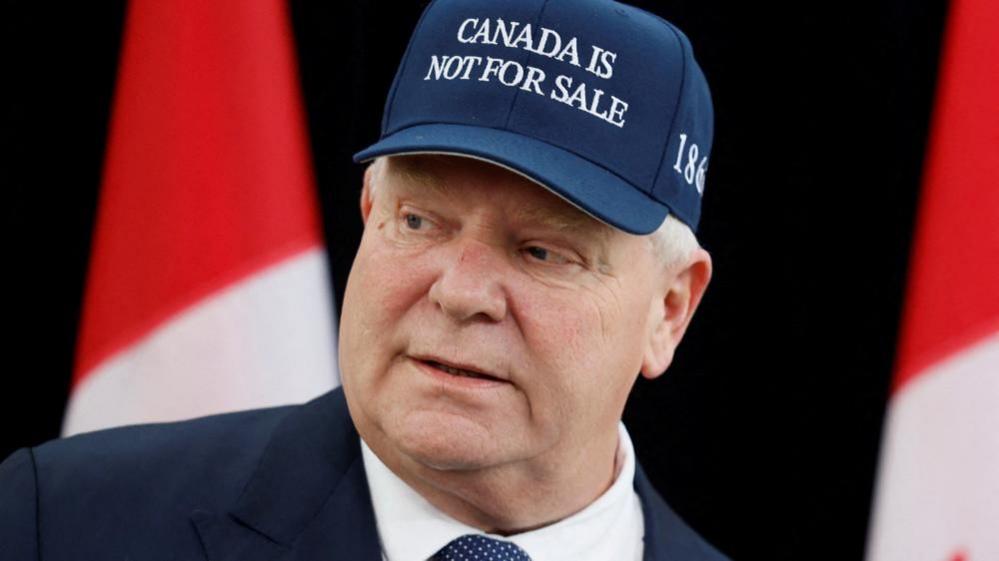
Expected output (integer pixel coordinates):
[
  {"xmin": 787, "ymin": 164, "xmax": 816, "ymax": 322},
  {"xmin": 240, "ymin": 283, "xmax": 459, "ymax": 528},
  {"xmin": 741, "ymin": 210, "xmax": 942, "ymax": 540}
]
[
  {"xmin": 641, "ymin": 248, "xmax": 713, "ymax": 379},
  {"xmin": 360, "ymin": 163, "xmax": 376, "ymax": 224}
]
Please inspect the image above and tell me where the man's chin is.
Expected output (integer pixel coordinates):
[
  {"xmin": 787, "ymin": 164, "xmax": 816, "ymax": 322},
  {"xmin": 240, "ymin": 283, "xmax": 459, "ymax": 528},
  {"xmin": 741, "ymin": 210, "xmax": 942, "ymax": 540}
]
[{"xmin": 390, "ymin": 410, "xmax": 507, "ymax": 472}]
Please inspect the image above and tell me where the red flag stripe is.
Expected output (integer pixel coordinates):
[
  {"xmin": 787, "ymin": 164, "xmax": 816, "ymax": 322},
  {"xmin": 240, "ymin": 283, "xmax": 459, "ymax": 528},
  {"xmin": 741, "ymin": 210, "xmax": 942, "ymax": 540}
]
[
  {"xmin": 75, "ymin": 0, "xmax": 323, "ymax": 383},
  {"xmin": 893, "ymin": 0, "xmax": 999, "ymax": 392}
]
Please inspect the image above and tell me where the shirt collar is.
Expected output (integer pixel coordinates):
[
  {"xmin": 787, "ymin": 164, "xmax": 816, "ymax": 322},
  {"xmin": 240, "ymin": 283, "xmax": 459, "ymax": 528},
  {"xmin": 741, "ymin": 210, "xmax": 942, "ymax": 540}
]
[{"xmin": 361, "ymin": 422, "xmax": 643, "ymax": 561}]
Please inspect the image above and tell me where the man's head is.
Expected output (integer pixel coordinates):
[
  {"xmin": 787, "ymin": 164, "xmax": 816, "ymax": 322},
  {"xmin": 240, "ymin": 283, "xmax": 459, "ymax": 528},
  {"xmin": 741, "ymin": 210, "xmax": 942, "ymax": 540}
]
[
  {"xmin": 338, "ymin": 154, "xmax": 711, "ymax": 530},
  {"xmin": 339, "ymin": 0, "xmax": 715, "ymax": 531}
]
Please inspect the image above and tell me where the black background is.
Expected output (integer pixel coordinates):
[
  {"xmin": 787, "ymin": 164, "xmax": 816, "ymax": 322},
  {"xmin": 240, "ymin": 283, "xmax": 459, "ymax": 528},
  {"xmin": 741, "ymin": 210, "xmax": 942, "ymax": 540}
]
[{"xmin": 3, "ymin": 1, "xmax": 949, "ymax": 559}]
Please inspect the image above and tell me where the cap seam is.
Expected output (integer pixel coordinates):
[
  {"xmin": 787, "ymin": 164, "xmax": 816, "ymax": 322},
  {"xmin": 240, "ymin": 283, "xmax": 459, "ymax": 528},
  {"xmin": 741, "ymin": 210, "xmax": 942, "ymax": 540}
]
[
  {"xmin": 502, "ymin": 0, "xmax": 553, "ymax": 129},
  {"xmin": 650, "ymin": 19, "xmax": 688, "ymax": 191}
]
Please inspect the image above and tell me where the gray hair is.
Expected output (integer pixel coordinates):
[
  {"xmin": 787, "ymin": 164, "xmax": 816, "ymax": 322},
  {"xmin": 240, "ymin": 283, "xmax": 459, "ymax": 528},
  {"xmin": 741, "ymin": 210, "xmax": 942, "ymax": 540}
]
[{"xmin": 648, "ymin": 214, "xmax": 701, "ymax": 272}]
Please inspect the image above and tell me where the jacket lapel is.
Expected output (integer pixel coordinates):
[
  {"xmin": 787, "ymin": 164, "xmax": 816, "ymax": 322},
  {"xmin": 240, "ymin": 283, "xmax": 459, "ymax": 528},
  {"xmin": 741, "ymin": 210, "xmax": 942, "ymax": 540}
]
[
  {"xmin": 635, "ymin": 463, "xmax": 729, "ymax": 561},
  {"xmin": 190, "ymin": 389, "xmax": 382, "ymax": 561}
]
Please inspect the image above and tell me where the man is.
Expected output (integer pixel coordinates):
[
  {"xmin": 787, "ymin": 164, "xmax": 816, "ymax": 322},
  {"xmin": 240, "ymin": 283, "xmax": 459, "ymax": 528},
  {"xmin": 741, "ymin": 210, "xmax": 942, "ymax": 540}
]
[{"xmin": 0, "ymin": 0, "xmax": 726, "ymax": 559}]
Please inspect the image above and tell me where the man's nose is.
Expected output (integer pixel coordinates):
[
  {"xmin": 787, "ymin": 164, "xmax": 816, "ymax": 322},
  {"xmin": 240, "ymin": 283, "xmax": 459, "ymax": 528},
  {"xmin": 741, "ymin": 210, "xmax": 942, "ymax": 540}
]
[{"xmin": 428, "ymin": 240, "xmax": 508, "ymax": 323}]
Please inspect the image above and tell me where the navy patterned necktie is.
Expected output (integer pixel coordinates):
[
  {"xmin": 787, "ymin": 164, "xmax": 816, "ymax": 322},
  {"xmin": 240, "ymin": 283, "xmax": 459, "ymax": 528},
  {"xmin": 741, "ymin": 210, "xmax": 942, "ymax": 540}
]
[{"xmin": 432, "ymin": 534, "xmax": 532, "ymax": 561}]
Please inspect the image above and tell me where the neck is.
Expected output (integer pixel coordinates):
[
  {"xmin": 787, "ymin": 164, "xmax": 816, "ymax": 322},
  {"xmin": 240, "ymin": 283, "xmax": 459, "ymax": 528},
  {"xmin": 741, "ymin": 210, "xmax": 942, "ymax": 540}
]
[{"xmin": 372, "ymin": 426, "xmax": 621, "ymax": 534}]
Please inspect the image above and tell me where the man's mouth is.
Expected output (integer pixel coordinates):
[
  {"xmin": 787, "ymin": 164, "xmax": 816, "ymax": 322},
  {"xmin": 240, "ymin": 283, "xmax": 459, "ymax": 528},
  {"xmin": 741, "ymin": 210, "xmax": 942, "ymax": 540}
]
[{"xmin": 420, "ymin": 359, "xmax": 504, "ymax": 383}]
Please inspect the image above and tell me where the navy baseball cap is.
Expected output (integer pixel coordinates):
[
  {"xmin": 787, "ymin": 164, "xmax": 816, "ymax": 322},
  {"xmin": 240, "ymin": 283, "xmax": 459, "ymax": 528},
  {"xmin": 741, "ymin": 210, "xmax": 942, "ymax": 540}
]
[{"xmin": 354, "ymin": 0, "xmax": 714, "ymax": 234}]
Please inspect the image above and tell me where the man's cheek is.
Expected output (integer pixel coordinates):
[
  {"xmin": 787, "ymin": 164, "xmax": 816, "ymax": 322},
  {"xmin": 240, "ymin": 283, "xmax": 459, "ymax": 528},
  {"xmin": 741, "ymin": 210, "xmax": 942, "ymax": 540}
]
[
  {"xmin": 353, "ymin": 249, "xmax": 415, "ymax": 307},
  {"xmin": 525, "ymin": 305, "xmax": 593, "ymax": 373}
]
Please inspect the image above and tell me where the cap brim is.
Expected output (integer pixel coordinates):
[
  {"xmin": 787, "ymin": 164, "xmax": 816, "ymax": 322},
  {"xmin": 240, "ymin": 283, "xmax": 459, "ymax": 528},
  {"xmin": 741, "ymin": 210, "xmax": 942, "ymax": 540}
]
[{"xmin": 353, "ymin": 124, "xmax": 668, "ymax": 235}]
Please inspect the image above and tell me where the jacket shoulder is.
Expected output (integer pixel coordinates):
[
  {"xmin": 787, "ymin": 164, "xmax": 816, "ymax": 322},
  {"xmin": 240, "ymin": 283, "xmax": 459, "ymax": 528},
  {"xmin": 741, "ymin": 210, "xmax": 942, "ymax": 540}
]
[
  {"xmin": 0, "ymin": 448, "xmax": 40, "ymax": 560},
  {"xmin": 5, "ymin": 404, "xmax": 299, "ymax": 560},
  {"xmin": 34, "ymin": 404, "xmax": 296, "ymax": 510}
]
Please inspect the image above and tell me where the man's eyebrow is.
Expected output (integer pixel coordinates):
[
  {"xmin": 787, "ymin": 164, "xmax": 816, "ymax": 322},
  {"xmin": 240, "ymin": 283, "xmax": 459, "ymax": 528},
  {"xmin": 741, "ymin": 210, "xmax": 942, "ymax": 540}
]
[{"xmin": 513, "ymin": 204, "xmax": 605, "ymax": 236}]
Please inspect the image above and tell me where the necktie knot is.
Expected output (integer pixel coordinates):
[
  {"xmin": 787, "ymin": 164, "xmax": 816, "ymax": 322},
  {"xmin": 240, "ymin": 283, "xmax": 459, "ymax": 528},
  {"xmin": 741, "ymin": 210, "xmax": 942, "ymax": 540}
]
[{"xmin": 432, "ymin": 534, "xmax": 532, "ymax": 561}]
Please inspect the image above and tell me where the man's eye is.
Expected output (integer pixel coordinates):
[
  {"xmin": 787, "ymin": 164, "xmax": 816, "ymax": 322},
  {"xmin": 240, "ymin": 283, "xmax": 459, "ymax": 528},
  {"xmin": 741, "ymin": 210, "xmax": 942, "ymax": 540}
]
[
  {"xmin": 526, "ymin": 246, "xmax": 550, "ymax": 261},
  {"xmin": 404, "ymin": 213, "xmax": 425, "ymax": 230},
  {"xmin": 525, "ymin": 246, "xmax": 572, "ymax": 265}
]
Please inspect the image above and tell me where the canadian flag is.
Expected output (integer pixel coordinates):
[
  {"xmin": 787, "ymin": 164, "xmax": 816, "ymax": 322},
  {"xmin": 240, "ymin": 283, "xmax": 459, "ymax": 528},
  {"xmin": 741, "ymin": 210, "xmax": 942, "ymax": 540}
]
[
  {"xmin": 865, "ymin": 0, "xmax": 999, "ymax": 559},
  {"xmin": 62, "ymin": 0, "xmax": 339, "ymax": 436}
]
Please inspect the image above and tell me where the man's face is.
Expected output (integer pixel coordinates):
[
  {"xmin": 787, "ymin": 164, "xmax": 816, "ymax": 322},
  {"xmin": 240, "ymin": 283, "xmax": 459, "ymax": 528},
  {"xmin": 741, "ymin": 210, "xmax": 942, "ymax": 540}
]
[{"xmin": 339, "ymin": 155, "xmax": 676, "ymax": 482}]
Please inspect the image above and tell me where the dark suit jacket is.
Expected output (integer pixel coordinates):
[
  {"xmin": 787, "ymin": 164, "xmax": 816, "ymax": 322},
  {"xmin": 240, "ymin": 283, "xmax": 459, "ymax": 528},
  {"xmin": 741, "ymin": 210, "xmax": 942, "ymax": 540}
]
[{"xmin": 0, "ymin": 388, "xmax": 729, "ymax": 560}]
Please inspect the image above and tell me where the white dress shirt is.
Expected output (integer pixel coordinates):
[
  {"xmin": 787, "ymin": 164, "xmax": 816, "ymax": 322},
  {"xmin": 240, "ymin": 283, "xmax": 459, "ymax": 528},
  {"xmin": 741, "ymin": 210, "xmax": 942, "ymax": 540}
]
[{"xmin": 361, "ymin": 422, "xmax": 645, "ymax": 561}]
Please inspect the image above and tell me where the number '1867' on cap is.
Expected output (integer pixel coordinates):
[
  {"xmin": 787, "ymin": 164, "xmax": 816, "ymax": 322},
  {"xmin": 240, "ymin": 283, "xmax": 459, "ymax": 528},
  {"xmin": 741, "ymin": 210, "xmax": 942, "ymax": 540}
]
[{"xmin": 354, "ymin": 0, "xmax": 714, "ymax": 235}]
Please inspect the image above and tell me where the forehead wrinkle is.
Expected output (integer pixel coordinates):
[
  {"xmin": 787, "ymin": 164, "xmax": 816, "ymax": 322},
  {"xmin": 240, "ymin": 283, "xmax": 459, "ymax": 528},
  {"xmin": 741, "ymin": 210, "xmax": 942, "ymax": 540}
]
[{"xmin": 383, "ymin": 155, "xmax": 453, "ymax": 198}]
